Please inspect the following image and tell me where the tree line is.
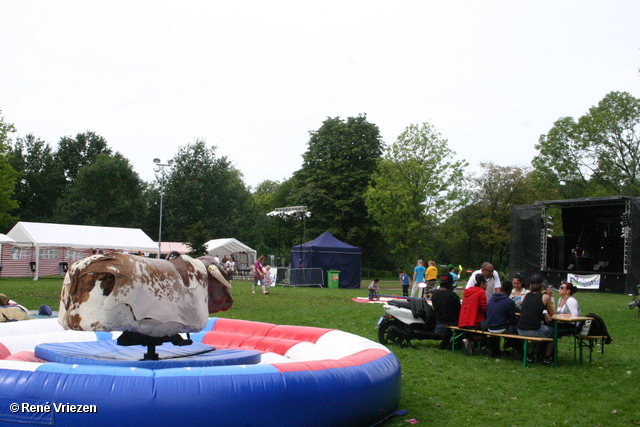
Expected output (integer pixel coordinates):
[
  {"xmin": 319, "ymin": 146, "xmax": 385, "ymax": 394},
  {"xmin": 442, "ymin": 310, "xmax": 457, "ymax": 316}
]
[{"xmin": 0, "ymin": 90, "xmax": 638, "ymax": 273}]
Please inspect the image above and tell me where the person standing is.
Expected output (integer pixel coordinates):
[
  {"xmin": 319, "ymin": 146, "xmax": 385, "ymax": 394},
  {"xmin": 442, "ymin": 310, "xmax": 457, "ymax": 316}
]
[
  {"xmin": 448, "ymin": 265, "xmax": 459, "ymax": 289},
  {"xmin": 225, "ymin": 257, "xmax": 236, "ymax": 284},
  {"xmin": 425, "ymin": 261, "xmax": 438, "ymax": 297},
  {"xmin": 399, "ymin": 271, "xmax": 410, "ymax": 297},
  {"xmin": 252, "ymin": 256, "xmax": 265, "ymax": 294},
  {"xmin": 466, "ymin": 262, "xmax": 501, "ymax": 300},
  {"xmin": 262, "ymin": 265, "xmax": 273, "ymax": 295},
  {"xmin": 411, "ymin": 260, "xmax": 427, "ymax": 297}
]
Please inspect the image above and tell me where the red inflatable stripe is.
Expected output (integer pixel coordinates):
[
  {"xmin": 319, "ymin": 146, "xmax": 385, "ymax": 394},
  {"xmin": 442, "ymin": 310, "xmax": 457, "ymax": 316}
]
[
  {"xmin": 211, "ymin": 318, "xmax": 332, "ymax": 344},
  {"xmin": 212, "ymin": 318, "xmax": 277, "ymax": 336},
  {"xmin": 265, "ymin": 325, "xmax": 333, "ymax": 342},
  {"xmin": 0, "ymin": 342, "xmax": 9, "ymax": 359},
  {"xmin": 3, "ymin": 350, "xmax": 46, "ymax": 363}
]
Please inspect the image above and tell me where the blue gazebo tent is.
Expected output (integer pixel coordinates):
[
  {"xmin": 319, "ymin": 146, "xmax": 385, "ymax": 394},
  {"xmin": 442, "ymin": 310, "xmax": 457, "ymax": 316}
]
[{"xmin": 291, "ymin": 231, "xmax": 362, "ymax": 288}]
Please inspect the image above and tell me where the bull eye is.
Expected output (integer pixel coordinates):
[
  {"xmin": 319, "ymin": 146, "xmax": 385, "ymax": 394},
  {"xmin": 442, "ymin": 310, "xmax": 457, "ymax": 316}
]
[{"xmin": 99, "ymin": 273, "xmax": 116, "ymax": 297}]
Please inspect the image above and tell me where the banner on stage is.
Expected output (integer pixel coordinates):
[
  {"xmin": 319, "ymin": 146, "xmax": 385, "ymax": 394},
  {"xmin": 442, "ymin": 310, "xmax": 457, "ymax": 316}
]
[{"xmin": 566, "ymin": 273, "xmax": 601, "ymax": 289}]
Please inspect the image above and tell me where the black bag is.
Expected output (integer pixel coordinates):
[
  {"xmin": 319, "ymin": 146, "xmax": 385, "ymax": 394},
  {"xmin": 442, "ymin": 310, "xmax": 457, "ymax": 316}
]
[{"xmin": 578, "ymin": 313, "xmax": 612, "ymax": 344}]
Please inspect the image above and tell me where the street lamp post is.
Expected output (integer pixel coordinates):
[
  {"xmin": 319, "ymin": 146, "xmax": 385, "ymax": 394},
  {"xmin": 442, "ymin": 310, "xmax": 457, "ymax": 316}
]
[{"xmin": 153, "ymin": 158, "xmax": 173, "ymax": 258}]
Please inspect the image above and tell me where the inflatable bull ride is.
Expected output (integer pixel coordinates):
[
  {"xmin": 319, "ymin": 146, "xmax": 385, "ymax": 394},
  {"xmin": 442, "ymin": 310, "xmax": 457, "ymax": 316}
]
[{"xmin": 0, "ymin": 253, "xmax": 401, "ymax": 426}]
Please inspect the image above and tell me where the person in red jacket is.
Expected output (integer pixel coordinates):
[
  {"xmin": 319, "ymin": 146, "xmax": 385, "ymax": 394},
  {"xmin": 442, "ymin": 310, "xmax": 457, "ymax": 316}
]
[{"xmin": 458, "ymin": 273, "xmax": 488, "ymax": 355}]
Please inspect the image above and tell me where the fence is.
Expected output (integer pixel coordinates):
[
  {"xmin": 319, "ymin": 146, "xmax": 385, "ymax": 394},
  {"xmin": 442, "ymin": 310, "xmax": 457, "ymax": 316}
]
[{"xmin": 278, "ymin": 268, "xmax": 325, "ymax": 287}]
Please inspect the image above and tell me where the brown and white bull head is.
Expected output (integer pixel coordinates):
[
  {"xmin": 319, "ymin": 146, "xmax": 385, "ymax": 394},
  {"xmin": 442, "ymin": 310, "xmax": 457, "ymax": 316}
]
[{"xmin": 59, "ymin": 253, "xmax": 233, "ymax": 337}]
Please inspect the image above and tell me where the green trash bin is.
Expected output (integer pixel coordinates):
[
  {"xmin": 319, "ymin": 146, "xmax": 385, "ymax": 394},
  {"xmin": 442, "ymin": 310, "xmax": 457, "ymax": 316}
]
[{"xmin": 327, "ymin": 270, "xmax": 340, "ymax": 288}]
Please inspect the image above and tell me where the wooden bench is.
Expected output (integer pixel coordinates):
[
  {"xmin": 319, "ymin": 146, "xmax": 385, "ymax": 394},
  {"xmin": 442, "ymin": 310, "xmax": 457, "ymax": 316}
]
[
  {"xmin": 447, "ymin": 326, "xmax": 553, "ymax": 367},
  {"xmin": 574, "ymin": 335, "xmax": 608, "ymax": 364}
]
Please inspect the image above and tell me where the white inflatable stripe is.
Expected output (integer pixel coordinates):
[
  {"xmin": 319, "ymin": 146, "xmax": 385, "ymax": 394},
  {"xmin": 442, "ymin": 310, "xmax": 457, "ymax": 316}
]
[
  {"xmin": 257, "ymin": 352, "xmax": 291, "ymax": 364},
  {"xmin": 314, "ymin": 330, "xmax": 390, "ymax": 359},
  {"xmin": 0, "ymin": 360, "xmax": 42, "ymax": 371},
  {"xmin": 0, "ymin": 318, "xmax": 66, "ymax": 337},
  {"xmin": 284, "ymin": 342, "xmax": 335, "ymax": 362},
  {"xmin": 1, "ymin": 330, "xmax": 101, "ymax": 354}
]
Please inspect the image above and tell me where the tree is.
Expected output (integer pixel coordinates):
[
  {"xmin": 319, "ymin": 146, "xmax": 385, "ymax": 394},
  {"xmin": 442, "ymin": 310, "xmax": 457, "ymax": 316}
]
[
  {"xmin": 365, "ymin": 122, "xmax": 467, "ymax": 266},
  {"xmin": 10, "ymin": 134, "xmax": 66, "ymax": 222},
  {"xmin": 56, "ymin": 131, "xmax": 112, "ymax": 185},
  {"xmin": 533, "ymin": 91, "xmax": 640, "ymax": 198},
  {"xmin": 53, "ymin": 152, "xmax": 146, "ymax": 227},
  {"xmin": 184, "ymin": 221, "xmax": 210, "ymax": 257},
  {"xmin": 161, "ymin": 140, "xmax": 255, "ymax": 243},
  {"xmin": 0, "ymin": 111, "xmax": 19, "ymax": 230},
  {"xmin": 292, "ymin": 114, "xmax": 383, "ymax": 266}
]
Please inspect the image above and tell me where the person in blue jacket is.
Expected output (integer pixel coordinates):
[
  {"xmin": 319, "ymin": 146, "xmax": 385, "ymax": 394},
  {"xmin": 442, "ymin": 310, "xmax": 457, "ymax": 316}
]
[{"xmin": 485, "ymin": 281, "xmax": 519, "ymax": 356}]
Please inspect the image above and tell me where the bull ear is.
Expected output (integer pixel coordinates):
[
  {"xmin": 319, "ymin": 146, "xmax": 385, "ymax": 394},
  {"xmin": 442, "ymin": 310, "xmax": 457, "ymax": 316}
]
[{"xmin": 207, "ymin": 264, "xmax": 232, "ymax": 288}]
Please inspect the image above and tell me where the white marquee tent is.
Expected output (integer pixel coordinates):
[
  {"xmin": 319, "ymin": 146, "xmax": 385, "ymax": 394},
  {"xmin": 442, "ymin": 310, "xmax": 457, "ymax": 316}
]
[
  {"xmin": 7, "ymin": 222, "xmax": 158, "ymax": 280},
  {"xmin": 205, "ymin": 238, "xmax": 256, "ymax": 264},
  {"xmin": 0, "ymin": 233, "xmax": 15, "ymax": 244}
]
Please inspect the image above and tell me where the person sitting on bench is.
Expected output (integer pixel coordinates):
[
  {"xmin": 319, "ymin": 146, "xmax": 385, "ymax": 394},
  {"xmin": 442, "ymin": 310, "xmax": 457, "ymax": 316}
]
[
  {"xmin": 485, "ymin": 281, "xmax": 519, "ymax": 356},
  {"xmin": 556, "ymin": 281, "xmax": 581, "ymax": 336},
  {"xmin": 517, "ymin": 275, "xmax": 555, "ymax": 365},
  {"xmin": 431, "ymin": 275, "xmax": 461, "ymax": 350},
  {"xmin": 458, "ymin": 273, "xmax": 488, "ymax": 355}
]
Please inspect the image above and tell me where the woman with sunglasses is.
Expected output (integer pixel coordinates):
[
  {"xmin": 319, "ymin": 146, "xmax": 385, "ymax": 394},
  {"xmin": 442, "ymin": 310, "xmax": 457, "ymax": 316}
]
[{"xmin": 556, "ymin": 282, "xmax": 581, "ymax": 336}]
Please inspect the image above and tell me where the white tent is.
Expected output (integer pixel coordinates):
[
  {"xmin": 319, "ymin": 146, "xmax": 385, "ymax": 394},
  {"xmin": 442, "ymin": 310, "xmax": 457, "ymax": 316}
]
[
  {"xmin": 0, "ymin": 233, "xmax": 15, "ymax": 244},
  {"xmin": 159, "ymin": 242, "xmax": 192, "ymax": 255},
  {"xmin": 7, "ymin": 222, "xmax": 158, "ymax": 280},
  {"xmin": 205, "ymin": 238, "xmax": 256, "ymax": 264}
]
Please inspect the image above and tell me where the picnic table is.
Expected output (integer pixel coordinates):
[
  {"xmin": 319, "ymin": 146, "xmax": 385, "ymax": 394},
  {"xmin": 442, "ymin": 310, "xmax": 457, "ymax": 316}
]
[{"xmin": 551, "ymin": 314, "xmax": 593, "ymax": 367}]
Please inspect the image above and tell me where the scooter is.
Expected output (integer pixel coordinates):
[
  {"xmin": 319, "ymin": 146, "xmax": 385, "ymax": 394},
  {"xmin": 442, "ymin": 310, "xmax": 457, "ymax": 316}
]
[{"xmin": 375, "ymin": 297, "xmax": 442, "ymax": 348}]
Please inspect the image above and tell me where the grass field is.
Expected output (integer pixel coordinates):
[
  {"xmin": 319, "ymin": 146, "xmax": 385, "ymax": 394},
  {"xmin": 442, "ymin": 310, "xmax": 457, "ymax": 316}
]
[{"xmin": 2, "ymin": 276, "xmax": 640, "ymax": 426}]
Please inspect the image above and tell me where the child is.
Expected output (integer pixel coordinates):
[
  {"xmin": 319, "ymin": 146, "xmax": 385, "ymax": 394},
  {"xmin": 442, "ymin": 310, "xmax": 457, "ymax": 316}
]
[
  {"xmin": 262, "ymin": 265, "xmax": 273, "ymax": 295},
  {"xmin": 368, "ymin": 278, "xmax": 380, "ymax": 300},
  {"xmin": 399, "ymin": 271, "xmax": 410, "ymax": 297}
]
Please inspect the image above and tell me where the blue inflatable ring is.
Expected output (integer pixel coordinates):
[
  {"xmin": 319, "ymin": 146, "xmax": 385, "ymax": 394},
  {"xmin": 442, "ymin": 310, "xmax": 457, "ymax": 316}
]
[{"xmin": 0, "ymin": 317, "xmax": 401, "ymax": 426}]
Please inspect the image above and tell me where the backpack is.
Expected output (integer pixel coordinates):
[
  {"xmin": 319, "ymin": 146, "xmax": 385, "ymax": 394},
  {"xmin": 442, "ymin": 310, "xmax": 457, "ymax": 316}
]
[
  {"xmin": 577, "ymin": 313, "xmax": 612, "ymax": 344},
  {"xmin": 38, "ymin": 305, "xmax": 53, "ymax": 316}
]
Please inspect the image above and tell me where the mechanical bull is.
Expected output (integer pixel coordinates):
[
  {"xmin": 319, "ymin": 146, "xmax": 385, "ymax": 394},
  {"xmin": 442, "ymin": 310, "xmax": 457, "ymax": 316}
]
[{"xmin": 59, "ymin": 252, "xmax": 233, "ymax": 339}]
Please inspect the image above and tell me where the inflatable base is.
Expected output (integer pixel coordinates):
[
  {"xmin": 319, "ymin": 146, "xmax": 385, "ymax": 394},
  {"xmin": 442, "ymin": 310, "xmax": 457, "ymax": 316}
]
[
  {"xmin": 35, "ymin": 341, "xmax": 261, "ymax": 368},
  {"xmin": 0, "ymin": 318, "xmax": 401, "ymax": 427}
]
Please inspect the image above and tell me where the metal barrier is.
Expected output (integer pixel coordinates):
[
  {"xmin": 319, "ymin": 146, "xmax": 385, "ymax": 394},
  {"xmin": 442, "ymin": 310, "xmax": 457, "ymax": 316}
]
[{"xmin": 280, "ymin": 268, "xmax": 325, "ymax": 287}]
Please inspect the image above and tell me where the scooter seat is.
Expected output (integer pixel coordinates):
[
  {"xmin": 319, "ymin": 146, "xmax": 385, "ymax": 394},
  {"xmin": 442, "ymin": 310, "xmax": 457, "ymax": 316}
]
[{"xmin": 388, "ymin": 299, "xmax": 412, "ymax": 310}]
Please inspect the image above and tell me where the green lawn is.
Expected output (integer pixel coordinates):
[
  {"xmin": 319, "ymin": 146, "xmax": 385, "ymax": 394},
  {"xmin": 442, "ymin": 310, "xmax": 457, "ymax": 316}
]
[{"xmin": 2, "ymin": 276, "xmax": 640, "ymax": 426}]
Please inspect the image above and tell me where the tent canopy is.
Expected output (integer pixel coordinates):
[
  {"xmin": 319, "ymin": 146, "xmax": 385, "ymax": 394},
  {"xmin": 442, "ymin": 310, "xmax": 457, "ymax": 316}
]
[
  {"xmin": 7, "ymin": 222, "xmax": 157, "ymax": 251},
  {"xmin": 205, "ymin": 238, "xmax": 256, "ymax": 260},
  {"xmin": 0, "ymin": 233, "xmax": 15, "ymax": 244},
  {"xmin": 292, "ymin": 231, "xmax": 362, "ymax": 288},
  {"xmin": 159, "ymin": 242, "xmax": 192, "ymax": 255},
  {"xmin": 6, "ymin": 222, "xmax": 158, "ymax": 280}
]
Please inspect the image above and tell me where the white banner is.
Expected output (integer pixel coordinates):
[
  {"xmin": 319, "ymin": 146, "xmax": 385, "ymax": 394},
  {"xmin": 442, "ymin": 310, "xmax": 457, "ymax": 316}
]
[{"xmin": 566, "ymin": 273, "xmax": 601, "ymax": 289}]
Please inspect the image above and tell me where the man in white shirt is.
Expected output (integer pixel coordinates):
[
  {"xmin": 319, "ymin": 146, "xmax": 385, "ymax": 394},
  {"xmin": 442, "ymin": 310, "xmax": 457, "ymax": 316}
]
[{"xmin": 466, "ymin": 262, "xmax": 501, "ymax": 299}]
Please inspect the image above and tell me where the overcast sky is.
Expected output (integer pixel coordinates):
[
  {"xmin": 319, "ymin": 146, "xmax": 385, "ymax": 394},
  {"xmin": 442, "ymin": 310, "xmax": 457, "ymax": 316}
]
[{"xmin": 1, "ymin": 1, "xmax": 639, "ymax": 188}]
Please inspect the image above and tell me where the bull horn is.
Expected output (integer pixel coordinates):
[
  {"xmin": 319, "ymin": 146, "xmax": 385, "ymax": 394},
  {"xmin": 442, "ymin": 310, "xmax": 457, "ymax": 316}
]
[{"xmin": 207, "ymin": 264, "xmax": 232, "ymax": 289}]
